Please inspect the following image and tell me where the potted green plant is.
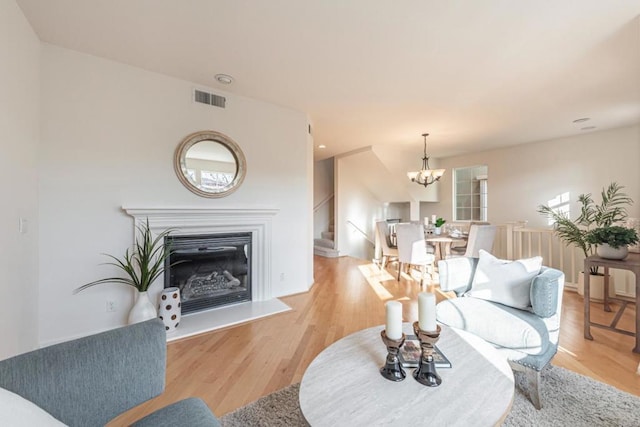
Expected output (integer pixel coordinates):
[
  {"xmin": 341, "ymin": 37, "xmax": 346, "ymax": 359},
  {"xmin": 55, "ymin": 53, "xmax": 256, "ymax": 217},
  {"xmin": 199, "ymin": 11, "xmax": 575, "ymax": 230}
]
[
  {"xmin": 537, "ymin": 182, "xmax": 634, "ymax": 299},
  {"xmin": 434, "ymin": 218, "xmax": 446, "ymax": 235},
  {"xmin": 586, "ymin": 225, "xmax": 639, "ymax": 260},
  {"xmin": 74, "ymin": 219, "xmax": 177, "ymax": 324}
]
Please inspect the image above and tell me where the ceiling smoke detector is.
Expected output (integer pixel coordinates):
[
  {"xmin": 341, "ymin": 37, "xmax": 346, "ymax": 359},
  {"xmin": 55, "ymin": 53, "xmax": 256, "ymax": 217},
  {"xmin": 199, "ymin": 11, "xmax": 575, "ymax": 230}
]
[{"xmin": 215, "ymin": 74, "xmax": 234, "ymax": 85}]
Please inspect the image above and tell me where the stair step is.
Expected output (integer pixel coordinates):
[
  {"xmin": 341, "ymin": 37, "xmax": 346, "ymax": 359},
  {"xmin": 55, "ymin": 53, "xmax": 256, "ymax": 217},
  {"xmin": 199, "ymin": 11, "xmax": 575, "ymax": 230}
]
[
  {"xmin": 314, "ymin": 245, "xmax": 340, "ymax": 258},
  {"xmin": 314, "ymin": 238, "xmax": 335, "ymax": 249},
  {"xmin": 321, "ymin": 231, "xmax": 334, "ymax": 240}
]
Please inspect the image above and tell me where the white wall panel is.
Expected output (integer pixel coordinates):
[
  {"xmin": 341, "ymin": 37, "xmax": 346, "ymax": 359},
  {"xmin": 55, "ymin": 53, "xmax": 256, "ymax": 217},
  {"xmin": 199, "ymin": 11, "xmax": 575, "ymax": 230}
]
[
  {"xmin": 38, "ymin": 45, "xmax": 312, "ymax": 344},
  {"xmin": 0, "ymin": 0, "xmax": 40, "ymax": 358}
]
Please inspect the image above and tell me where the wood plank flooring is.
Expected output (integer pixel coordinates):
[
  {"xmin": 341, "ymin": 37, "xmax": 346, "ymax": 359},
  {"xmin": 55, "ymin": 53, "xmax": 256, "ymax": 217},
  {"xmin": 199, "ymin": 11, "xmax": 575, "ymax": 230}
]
[{"xmin": 112, "ymin": 256, "xmax": 640, "ymax": 425}]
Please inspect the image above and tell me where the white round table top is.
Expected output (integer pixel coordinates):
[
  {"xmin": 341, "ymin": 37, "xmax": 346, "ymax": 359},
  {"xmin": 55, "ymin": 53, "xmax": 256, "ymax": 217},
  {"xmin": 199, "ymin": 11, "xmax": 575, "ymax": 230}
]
[{"xmin": 299, "ymin": 323, "xmax": 514, "ymax": 427}]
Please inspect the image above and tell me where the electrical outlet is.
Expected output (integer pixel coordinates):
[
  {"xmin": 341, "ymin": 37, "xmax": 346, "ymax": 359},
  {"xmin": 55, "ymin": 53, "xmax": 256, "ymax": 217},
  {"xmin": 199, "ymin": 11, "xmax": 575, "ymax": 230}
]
[
  {"xmin": 280, "ymin": 272, "xmax": 285, "ymax": 281},
  {"xmin": 106, "ymin": 301, "xmax": 116, "ymax": 312}
]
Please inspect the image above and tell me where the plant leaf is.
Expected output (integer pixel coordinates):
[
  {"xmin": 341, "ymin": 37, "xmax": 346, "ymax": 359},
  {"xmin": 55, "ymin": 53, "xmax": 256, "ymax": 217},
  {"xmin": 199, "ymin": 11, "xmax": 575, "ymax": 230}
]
[{"xmin": 74, "ymin": 217, "xmax": 177, "ymax": 294}]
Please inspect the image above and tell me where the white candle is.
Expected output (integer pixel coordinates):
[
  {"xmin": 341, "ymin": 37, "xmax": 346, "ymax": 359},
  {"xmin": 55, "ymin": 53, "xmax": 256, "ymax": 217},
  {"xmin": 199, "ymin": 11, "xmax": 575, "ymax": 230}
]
[
  {"xmin": 385, "ymin": 301, "xmax": 403, "ymax": 340},
  {"xmin": 431, "ymin": 214, "xmax": 437, "ymax": 224},
  {"xmin": 418, "ymin": 292, "xmax": 437, "ymax": 332}
]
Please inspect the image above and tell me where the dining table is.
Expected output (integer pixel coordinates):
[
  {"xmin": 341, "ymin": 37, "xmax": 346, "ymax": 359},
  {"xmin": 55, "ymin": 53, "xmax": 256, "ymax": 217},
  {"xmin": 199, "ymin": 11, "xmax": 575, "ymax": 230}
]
[{"xmin": 425, "ymin": 234, "xmax": 468, "ymax": 261}]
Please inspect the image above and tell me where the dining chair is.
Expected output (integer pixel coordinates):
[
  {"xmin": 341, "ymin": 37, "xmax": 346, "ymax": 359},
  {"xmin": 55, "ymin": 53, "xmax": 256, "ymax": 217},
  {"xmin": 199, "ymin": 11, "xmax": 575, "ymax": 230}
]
[
  {"xmin": 449, "ymin": 224, "xmax": 497, "ymax": 258},
  {"xmin": 448, "ymin": 222, "xmax": 470, "ymax": 252},
  {"xmin": 395, "ymin": 223, "xmax": 436, "ymax": 285},
  {"xmin": 375, "ymin": 221, "xmax": 398, "ymax": 269}
]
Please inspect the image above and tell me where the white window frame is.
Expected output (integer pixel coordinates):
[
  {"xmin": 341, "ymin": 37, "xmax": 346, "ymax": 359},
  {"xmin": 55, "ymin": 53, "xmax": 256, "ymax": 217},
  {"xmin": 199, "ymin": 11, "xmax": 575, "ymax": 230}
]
[{"xmin": 452, "ymin": 165, "xmax": 488, "ymax": 222}]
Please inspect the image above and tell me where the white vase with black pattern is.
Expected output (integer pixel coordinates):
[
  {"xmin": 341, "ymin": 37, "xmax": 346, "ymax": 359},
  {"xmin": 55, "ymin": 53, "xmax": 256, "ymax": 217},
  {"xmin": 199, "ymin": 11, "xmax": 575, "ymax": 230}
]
[{"xmin": 158, "ymin": 287, "xmax": 181, "ymax": 332}]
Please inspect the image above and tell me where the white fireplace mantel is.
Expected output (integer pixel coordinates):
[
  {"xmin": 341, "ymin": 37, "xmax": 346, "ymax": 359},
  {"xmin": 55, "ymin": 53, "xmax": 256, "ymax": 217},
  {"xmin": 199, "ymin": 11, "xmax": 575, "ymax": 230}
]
[
  {"xmin": 122, "ymin": 206, "xmax": 290, "ymax": 341},
  {"xmin": 122, "ymin": 206, "xmax": 279, "ymax": 302}
]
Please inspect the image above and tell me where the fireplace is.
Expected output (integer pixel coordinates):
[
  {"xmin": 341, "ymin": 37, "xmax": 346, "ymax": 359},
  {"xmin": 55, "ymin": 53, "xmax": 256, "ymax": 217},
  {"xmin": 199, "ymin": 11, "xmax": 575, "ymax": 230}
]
[
  {"xmin": 164, "ymin": 233, "xmax": 252, "ymax": 314},
  {"xmin": 123, "ymin": 207, "xmax": 289, "ymax": 340}
]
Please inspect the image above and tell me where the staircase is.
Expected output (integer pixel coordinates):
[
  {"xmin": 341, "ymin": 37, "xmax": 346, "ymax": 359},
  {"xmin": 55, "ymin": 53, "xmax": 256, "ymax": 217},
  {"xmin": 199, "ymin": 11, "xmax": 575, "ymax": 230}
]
[{"xmin": 314, "ymin": 223, "xmax": 340, "ymax": 258}]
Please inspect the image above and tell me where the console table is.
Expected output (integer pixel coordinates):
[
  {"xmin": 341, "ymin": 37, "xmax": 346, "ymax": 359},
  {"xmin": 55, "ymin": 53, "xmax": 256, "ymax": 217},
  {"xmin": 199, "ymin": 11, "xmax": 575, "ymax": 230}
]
[
  {"xmin": 299, "ymin": 323, "xmax": 514, "ymax": 426},
  {"xmin": 583, "ymin": 253, "xmax": 640, "ymax": 353}
]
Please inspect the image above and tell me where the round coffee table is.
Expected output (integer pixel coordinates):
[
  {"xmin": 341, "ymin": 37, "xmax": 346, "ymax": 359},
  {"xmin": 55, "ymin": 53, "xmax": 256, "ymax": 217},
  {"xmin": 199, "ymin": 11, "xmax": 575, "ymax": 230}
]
[{"xmin": 299, "ymin": 323, "xmax": 514, "ymax": 426}]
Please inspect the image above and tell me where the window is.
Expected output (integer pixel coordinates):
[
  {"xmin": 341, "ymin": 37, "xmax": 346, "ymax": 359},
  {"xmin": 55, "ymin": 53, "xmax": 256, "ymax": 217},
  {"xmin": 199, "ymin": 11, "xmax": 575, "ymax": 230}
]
[
  {"xmin": 545, "ymin": 192, "xmax": 571, "ymax": 225},
  {"xmin": 453, "ymin": 165, "xmax": 488, "ymax": 221}
]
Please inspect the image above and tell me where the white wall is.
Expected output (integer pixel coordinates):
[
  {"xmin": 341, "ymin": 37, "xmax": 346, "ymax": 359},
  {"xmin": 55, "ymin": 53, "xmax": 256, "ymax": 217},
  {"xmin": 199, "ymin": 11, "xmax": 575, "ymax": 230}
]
[
  {"xmin": 38, "ymin": 45, "xmax": 313, "ymax": 344},
  {"xmin": 0, "ymin": 0, "xmax": 40, "ymax": 359},
  {"xmin": 435, "ymin": 125, "xmax": 640, "ymax": 226},
  {"xmin": 313, "ymin": 158, "xmax": 334, "ymax": 207},
  {"xmin": 338, "ymin": 125, "xmax": 640, "ymax": 258},
  {"xmin": 386, "ymin": 202, "xmax": 410, "ymax": 222},
  {"xmin": 372, "ymin": 145, "xmax": 440, "ymax": 203},
  {"xmin": 333, "ymin": 146, "xmax": 446, "ymax": 260},
  {"xmin": 419, "ymin": 201, "xmax": 442, "ymax": 225},
  {"xmin": 433, "ymin": 126, "xmax": 640, "ymax": 295},
  {"xmin": 313, "ymin": 158, "xmax": 334, "ymax": 239},
  {"xmin": 336, "ymin": 153, "xmax": 385, "ymax": 260},
  {"xmin": 306, "ymin": 120, "xmax": 314, "ymax": 286}
]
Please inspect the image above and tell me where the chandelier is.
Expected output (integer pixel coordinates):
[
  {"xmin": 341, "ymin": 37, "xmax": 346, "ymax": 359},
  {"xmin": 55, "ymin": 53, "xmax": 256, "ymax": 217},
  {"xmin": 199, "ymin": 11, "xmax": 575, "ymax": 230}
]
[{"xmin": 407, "ymin": 133, "xmax": 445, "ymax": 187}]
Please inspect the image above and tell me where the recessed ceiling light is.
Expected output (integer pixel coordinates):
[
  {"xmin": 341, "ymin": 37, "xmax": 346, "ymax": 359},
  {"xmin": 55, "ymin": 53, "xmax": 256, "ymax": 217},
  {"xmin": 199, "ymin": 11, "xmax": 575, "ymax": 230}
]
[
  {"xmin": 214, "ymin": 74, "xmax": 234, "ymax": 85},
  {"xmin": 318, "ymin": 144, "xmax": 326, "ymax": 149},
  {"xmin": 573, "ymin": 118, "xmax": 590, "ymax": 123},
  {"xmin": 581, "ymin": 126, "xmax": 597, "ymax": 131}
]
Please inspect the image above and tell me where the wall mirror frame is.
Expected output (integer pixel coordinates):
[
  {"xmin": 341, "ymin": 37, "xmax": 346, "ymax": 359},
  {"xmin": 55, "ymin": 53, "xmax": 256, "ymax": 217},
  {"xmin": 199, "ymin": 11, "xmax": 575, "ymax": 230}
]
[{"xmin": 174, "ymin": 130, "xmax": 247, "ymax": 198}]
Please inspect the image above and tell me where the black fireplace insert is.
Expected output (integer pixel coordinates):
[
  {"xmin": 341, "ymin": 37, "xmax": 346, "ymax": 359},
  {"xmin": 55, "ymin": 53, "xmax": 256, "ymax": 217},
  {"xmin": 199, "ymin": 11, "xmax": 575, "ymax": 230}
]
[{"xmin": 164, "ymin": 233, "xmax": 252, "ymax": 314}]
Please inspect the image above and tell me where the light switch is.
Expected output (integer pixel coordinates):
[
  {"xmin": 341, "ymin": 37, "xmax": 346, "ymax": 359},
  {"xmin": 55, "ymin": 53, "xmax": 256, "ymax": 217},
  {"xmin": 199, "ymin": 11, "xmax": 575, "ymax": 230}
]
[{"xmin": 19, "ymin": 218, "xmax": 28, "ymax": 234}]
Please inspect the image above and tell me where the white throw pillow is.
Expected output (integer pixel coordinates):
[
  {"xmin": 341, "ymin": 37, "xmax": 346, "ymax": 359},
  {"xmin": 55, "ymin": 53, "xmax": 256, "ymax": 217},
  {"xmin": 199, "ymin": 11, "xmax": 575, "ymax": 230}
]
[
  {"xmin": 0, "ymin": 387, "xmax": 67, "ymax": 427},
  {"xmin": 468, "ymin": 250, "xmax": 543, "ymax": 309}
]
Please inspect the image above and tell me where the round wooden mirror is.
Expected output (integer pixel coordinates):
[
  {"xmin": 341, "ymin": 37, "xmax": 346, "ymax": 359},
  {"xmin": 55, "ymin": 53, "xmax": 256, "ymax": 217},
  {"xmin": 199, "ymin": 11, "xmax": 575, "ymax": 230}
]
[{"xmin": 174, "ymin": 131, "xmax": 246, "ymax": 198}]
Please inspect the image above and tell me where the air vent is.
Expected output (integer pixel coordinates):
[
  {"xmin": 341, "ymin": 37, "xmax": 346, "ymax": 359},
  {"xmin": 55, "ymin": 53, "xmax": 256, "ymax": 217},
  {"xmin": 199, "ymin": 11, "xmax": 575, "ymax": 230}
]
[{"xmin": 194, "ymin": 89, "xmax": 226, "ymax": 108}]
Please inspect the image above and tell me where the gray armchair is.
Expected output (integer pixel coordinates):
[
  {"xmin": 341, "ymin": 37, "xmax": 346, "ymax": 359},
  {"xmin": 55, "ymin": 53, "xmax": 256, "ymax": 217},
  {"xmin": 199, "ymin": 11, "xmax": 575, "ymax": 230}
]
[
  {"xmin": 0, "ymin": 319, "xmax": 220, "ymax": 426},
  {"xmin": 436, "ymin": 256, "xmax": 565, "ymax": 409}
]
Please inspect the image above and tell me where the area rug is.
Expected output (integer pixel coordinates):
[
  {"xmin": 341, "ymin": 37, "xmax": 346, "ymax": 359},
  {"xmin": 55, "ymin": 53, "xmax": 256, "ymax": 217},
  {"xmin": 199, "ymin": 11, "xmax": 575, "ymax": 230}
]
[{"xmin": 220, "ymin": 365, "xmax": 640, "ymax": 426}]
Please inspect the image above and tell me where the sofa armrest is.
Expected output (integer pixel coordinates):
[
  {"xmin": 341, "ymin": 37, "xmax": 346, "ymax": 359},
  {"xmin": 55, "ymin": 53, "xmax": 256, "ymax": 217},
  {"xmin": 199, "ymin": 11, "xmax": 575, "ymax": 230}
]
[
  {"xmin": 530, "ymin": 267, "xmax": 565, "ymax": 318},
  {"xmin": 0, "ymin": 319, "xmax": 166, "ymax": 427},
  {"xmin": 437, "ymin": 257, "xmax": 478, "ymax": 295}
]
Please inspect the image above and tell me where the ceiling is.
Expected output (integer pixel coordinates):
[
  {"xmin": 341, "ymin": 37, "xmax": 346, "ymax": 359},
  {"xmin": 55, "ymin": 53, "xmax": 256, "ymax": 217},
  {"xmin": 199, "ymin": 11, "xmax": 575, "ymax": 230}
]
[{"xmin": 16, "ymin": 0, "xmax": 640, "ymax": 160}]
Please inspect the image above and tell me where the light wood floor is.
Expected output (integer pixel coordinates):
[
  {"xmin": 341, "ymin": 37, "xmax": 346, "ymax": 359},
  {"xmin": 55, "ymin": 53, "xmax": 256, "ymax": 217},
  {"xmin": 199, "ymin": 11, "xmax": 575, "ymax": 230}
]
[{"xmin": 113, "ymin": 256, "xmax": 640, "ymax": 425}]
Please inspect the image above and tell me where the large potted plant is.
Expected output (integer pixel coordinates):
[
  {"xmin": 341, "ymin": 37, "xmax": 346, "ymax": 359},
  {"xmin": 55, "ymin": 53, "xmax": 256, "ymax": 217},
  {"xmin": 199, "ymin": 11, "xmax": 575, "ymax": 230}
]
[
  {"xmin": 586, "ymin": 225, "xmax": 639, "ymax": 260},
  {"xmin": 74, "ymin": 219, "xmax": 177, "ymax": 324},
  {"xmin": 537, "ymin": 182, "xmax": 634, "ymax": 300}
]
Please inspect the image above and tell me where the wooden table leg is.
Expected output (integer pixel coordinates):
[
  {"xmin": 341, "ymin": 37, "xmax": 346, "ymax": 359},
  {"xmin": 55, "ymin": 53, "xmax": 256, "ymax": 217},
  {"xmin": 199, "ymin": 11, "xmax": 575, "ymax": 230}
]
[
  {"xmin": 634, "ymin": 270, "xmax": 640, "ymax": 353},
  {"xmin": 603, "ymin": 266, "xmax": 612, "ymax": 313},
  {"xmin": 584, "ymin": 263, "xmax": 593, "ymax": 340},
  {"xmin": 434, "ymin": 244, "xmax": 442, "ymax": 261},
  {"xmin": 443, "ymin": 242, "xmax": 452, "ymax": 259}
]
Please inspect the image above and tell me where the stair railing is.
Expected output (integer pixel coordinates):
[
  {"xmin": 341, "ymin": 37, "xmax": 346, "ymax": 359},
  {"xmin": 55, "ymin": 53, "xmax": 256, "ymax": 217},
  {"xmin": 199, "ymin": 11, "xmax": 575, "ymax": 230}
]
[
  {"xmin": 346, "ymin": 220, "xmax": 375, "ymax": 246},
  {"xmin": 314, "ymin": 193, "xmax": 334, "ymax": 212},
  {"xmin": 494, "ymin": 222, "xmax": 579, "ymax": 290}
]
